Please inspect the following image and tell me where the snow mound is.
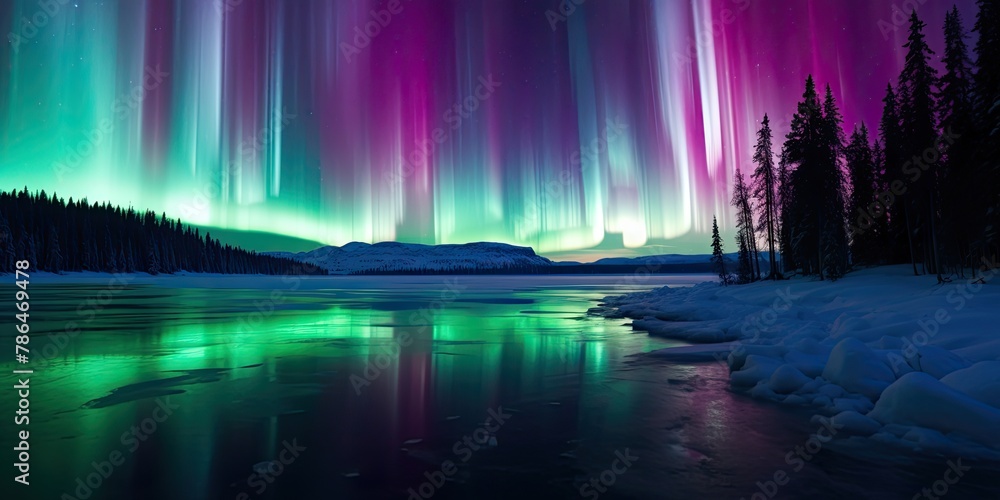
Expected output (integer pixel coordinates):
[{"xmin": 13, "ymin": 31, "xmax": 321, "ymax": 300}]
[
  {"xmin": 868, "ymin": 372, "xmax": 1000, "ymax": 449},
  {"xmin": 783, "ymin": 350, "xmax": 828, "ymax": 378},
  {"xmin": 901, "ymin": 345, "xmax": 970, "ymax": 379},
  {"xmin": 821, "ymin": 338, "xmax": 897, "ymax": 401},
  {"xmin": 768, "ymin": 364, "xmax": 812, "ymax": 394},
  {"xmin": 940, "ymin": 361, "xmax": 1000, "ymax": 409},
  {"xmin": 731, "ymin": 355, "xmax": 784, "ymax": 388}
]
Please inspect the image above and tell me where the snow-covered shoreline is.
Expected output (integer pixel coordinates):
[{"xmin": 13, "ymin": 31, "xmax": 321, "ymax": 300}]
[{"xmin": 596, "ymin": 264, "xmax": 1000, "ymax": 459}]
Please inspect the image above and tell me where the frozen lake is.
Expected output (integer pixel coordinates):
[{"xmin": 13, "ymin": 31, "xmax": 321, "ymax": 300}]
[{"xmin": 5, "ymin": 274, "xmax": 998, "ymax": 499}]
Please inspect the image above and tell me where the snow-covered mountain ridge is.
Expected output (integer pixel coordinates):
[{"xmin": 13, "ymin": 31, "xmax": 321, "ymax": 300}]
[{"xmin": 265, "ymin": 241, "xmax": 553, "ymax": 274}]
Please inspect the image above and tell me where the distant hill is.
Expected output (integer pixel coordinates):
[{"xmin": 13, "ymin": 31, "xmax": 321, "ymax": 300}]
[
  {"xmin": 267, "ymin": 242, "xmax": 756, "ymax": 275},
  {"xmin": 266, "ymin": 241, "xmax": 554, "ymax": 274}
]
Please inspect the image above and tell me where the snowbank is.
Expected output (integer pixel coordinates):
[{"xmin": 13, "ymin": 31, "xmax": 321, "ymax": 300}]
[
  {"xmin": 868, "ymin": 372, "xmax": 1000, "ymax": 449},
  {"xmin": 600, "ymin": 265, "xmax": 1000, "ymax": 458}
]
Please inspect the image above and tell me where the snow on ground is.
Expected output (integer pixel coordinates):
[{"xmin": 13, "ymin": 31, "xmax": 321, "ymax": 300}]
[{"xmin": 597, "ymin": 264, "xmax": 1000, "ymax": 459}]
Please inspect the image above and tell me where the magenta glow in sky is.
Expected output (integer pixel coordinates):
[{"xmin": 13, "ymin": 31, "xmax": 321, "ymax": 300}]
[{"xmin": 0, "ymin": 0, "xmax": 976, "ymax": 255}]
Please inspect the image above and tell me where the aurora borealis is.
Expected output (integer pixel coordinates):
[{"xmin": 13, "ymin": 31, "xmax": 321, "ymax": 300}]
[{"xmin": 0, "ymin": 0, "xmax": 976, "ymax": 256}]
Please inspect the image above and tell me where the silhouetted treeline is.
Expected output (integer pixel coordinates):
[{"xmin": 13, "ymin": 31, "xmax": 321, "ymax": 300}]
[
  {"xmin": 720, "ymin": 2, "xmax": 999, "ymax": 283},
  {"xmin": 0, "ymin": 188, "xmax": 326, "ymax": 275}
]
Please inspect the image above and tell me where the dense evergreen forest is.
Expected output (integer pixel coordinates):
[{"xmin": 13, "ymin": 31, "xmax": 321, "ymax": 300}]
[
  {"xmin": 716, "ymin": 2, "xmax": 999, "ymax": 284},
  {"xmin": 0, "ymin": 189, "xmax": 326, "ymax": 275}
]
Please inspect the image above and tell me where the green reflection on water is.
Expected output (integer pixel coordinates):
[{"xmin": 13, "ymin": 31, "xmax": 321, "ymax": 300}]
[{"xmin": 6, "ymin": 276, "xmax": 698, "ymax": 499}]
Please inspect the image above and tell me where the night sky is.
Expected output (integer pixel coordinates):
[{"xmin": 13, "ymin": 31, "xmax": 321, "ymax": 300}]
[{"xmin": 0, "ymin": 0, "xmax": 978, "ymax": 257}]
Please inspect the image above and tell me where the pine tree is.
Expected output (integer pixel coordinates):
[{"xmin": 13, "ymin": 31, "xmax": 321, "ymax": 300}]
[
  {"xmin": 938, "ymin": 6, "xmax": 976, "ymax": 275},
  {"xmin": 46, "ymin": 227, "xmax": 62, "ymax": 273},
  {"xmin": 710, "ymin": 215, "xmax": 730, "ymax": 285},
  {"xmin": 819, "ymin": 85, "xmax": 849, "ymax": 280},
  {"xmin": 25, "ymin": 233, "xmax": 37, "ymax": 270},
  {"xmin": 147, "ymin": 237, "xmax": 160, "ymax": 275},
  {"xmin": 777, "ymin": 152, "xmax": 794, "ymax": 273},
  {"xmin": 0, "ymin": 213, "xmax": 14, "ymax": 273},
  {"xmin": 751, "ymin": 114, "xmax": 779, "ymax": 279},
  {"xmin": 735, "ymin": 227, "xmax": 754, "ymax": 284},
  {"xmin": 783, "ymin": 76, "xmax": 826, "ymax": 277},
  {"xmin": 116, "ymin": 247, "xmax": 126, "ymax": 273},
  {"xmin": 870, "ymin": 137, "xmax": 891, "ymax": 255},
  {"xmin": 973, "ymin": 0, "xmax": 1000, "ymax": 264},
  {"xmin": 105, "ymin": 232, "xmax": 118, "ymax": 272},
  {"xmin": 731, "ymin": 169, "xmax": 757, "ymax": 283},
  {"xmin": 899, "ymin": 9, "xmax": 941, "ymax": 276},
  {"xmin": 846, "ymin": 123, "xmax": 878, "ymax": 265},
  {"xmin": 879, "ymin": 83, "xmax": 915, "ymax": 269}
]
